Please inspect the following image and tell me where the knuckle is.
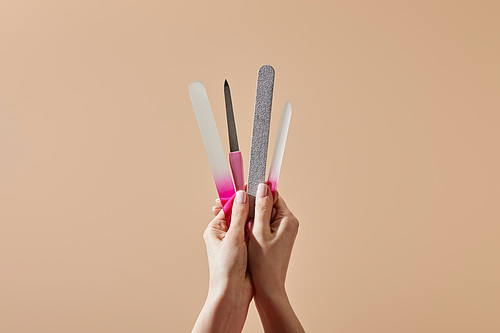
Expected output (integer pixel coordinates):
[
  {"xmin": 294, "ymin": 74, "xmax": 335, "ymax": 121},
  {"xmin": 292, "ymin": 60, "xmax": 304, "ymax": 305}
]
[
  {"xmin": 202, "ymin": 226, "xmax": 211, "ymax": 240},
  {"xmin": 288, "ymin": 216, "xmax": 299, "ymax": 230},
  {"xmin": 255, "ymin": 203, "xmax": 268, "ymax": 212},
  {"xmin": 232, "ymin": 204, "xmax": 246, "ymax": 216}
]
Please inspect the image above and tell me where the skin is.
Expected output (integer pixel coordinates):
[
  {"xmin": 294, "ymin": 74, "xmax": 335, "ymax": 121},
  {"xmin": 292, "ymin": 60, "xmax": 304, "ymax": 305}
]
[
  {"xmin": 193, "ymin": 184, "xmax": 304, "ymax": 333},
  {"xmin": 192, "ymin": 190, "xmax": 253, "ymax": 333}
]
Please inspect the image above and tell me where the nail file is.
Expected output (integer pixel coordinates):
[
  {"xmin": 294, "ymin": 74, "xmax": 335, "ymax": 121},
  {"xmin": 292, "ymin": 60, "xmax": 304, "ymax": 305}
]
[
  {"xmin": 267, "ymin": 100, "xmax": 292, "ymax": 193},
  {"xmin": 188, "ymin": 81, "xmax": 236, "ymax": 223},
  {"xmin": 247, "ymin": 65, "xmax": 275, "ymax": 217},
  {"xmin": 224, "ymin": 80, "xmax": 245, "ymax": 191}
]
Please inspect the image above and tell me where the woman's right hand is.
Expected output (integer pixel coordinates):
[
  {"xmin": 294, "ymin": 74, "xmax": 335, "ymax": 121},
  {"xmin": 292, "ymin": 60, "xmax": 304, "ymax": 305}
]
[
  {"xmin": 247, "ymin": 184, "xmax": 299, "ymax": 299},
  {"xmin": 248, "ymin": 184, "xmax": 304, "ymax": 333}
]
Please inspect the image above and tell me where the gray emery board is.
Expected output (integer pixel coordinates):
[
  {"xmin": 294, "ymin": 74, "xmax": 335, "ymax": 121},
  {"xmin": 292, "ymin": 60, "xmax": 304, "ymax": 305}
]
[{"xmin": 247, "ymin": 65, "xmax": 275, "ymax": 217}]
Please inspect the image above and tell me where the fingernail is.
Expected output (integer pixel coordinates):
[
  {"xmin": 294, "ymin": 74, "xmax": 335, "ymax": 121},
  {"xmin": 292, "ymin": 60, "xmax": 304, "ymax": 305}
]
[
  {"xmin": 235, "ymin": 190, "xmax": 246, "ymax": 204},
  {"xmin": 257, "ymin": 183, "xmax": 267, "ymax": 198}
]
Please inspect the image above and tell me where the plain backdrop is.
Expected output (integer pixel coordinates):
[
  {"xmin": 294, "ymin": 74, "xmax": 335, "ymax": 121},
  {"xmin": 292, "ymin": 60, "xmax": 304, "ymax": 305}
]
[{"xmin": 1, "ymin": 0, "xmax": 499, "ymax": 332}]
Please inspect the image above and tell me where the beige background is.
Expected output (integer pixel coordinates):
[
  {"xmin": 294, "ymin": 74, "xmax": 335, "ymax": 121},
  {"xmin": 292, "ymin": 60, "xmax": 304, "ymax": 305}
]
[{"xmin": 1, "ymin": 0, "xmax": 499, "ymax": 332}]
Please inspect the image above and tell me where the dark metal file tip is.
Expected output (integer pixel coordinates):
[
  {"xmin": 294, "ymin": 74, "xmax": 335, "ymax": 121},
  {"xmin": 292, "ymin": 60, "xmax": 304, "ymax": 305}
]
[{"xmin": 224, "ymin": 80, "xmax": 239, "ymax": 152}]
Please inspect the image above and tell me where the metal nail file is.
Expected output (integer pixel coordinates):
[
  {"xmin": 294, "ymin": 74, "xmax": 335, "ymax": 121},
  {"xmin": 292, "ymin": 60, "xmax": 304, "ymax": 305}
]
[
  {"xmin": 188, "ymin": 81, "xmax": 236, "ymax": 223},
  {"xmin": 247, "ymin": 65, "xmax": 275, "ymax": 217},
  {"xmin": 268, "ymin": 100, "xmax": 292, "ymax": 193},
  {"xmin": 224, "ymin": 80, "xmax": 245, "ymax": 191}
]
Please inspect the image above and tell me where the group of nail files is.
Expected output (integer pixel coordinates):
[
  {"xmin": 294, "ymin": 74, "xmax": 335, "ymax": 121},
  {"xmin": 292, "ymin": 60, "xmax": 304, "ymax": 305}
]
[{"xmin": 188, "ymin": 65, "xmax": 292, "ymax": 225}]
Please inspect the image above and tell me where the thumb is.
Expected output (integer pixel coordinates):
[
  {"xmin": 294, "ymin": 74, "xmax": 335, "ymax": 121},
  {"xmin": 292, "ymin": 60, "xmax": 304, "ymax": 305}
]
[
  {"xmin": 227, "ymin": 190, "xmax": 249, "ymax": 241},
  {"xmin": 252, "ymin": 183, "xmax": 273, "ymax": 238}
]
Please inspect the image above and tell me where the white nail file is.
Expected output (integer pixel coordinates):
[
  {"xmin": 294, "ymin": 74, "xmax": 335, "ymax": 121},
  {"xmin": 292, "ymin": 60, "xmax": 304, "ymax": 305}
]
[
  {"xmin": 188, "ymin": 81, "xmax": 236, "ymax": 213},
  {"xmin": 267, "ymin": 100, "xmax": 292, "ymax": 192},
  {"xmin": 247, "ymin": 65, "xmax": 275, "ymax": 217}
]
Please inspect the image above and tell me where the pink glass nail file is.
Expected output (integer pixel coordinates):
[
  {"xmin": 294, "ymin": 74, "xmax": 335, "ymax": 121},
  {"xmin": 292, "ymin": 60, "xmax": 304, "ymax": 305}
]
[
  {"xmin": 247, "ymin": 65, "xmax": 275, "ymax": 217},
  {"xmin": 267, "ymin": 100, "xmax": 292, "ymax": 193},
  {"xmin": 224, "ymin": 80, "xmax": 245, "ymax": 191},
  {"xmin": 188, "ymin": 81, "xmax": 236, "ymax": 223}
]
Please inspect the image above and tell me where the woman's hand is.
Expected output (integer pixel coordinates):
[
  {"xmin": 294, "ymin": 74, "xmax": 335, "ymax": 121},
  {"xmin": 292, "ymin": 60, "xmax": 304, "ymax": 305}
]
[
  {"xmin": 248, "ymin": 184, "xmax": 299, "ymax": 297},
  {"xmin": 248, "ymin": 183, "xmax": 304, "ymax": 333},
  {"xmin": 192, "ymin": 190, "xmax": 253, "ymax": 333},
  {"xmin": 211, "ymin": 184, "xmax": 304, "ymax": 332}
]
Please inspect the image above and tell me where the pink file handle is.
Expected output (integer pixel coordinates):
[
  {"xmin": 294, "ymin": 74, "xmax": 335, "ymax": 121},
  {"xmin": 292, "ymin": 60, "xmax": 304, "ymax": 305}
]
[
  {"xmin": 229, "ymin": 151, "xmax": 245, "ymax": 191},
  {"xmin": 215, "ymin": 178, "xmax": 236, "ymax": 226},
  {"xmin": 221, "ymin": 195, "xmax": 236, "ymax": 226}
]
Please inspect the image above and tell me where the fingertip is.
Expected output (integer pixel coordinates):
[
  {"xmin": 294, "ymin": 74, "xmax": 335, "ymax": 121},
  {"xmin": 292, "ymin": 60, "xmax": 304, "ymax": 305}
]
[
  {"xmin": 234, "ymin": 190, "xmax": 248, "ymax": 205},
  {"xmin": 253, "ymin": 183, "xmax": 274, "ymax": 237},
  {"xmin": 256, "ymin": 184, "xmax": 273, "ymax": 209},
  {"xmin": 228, "ymin": 191, "xmax": 249, "ymax": 237},
  {"xmin": 256, "ymin": 183, "xmax": 271, "ymax": 199}
]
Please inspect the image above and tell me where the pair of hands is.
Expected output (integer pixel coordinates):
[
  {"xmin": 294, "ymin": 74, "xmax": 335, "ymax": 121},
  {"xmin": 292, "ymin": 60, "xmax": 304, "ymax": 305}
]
[{"xmin": 193, "ymin": 183, "xmax": 304, "ymax": 333}]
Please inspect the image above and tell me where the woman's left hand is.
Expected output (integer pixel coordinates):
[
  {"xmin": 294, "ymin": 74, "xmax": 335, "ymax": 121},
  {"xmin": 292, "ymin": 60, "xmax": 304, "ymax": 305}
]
[{"xmin": 193, "ymin": 190, "xmax": 253, "ymax": 333}]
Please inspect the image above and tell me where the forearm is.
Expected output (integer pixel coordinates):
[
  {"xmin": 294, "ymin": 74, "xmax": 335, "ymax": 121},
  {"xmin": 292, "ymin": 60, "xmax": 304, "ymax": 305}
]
[
  {"xmin": 255, "ymin": 289, "xmax": 305, "ymax": 333},
  {"xmin": 193, "ymin": 289, "xmax": 250, "ymax": 333}
]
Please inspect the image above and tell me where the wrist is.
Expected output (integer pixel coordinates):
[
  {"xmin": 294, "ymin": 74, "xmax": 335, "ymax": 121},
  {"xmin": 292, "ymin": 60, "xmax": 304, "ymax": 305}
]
[
  {"xmin": 194, "ymin": 288, "xmax": 250, "ymax": 333},
  {"xmin": 254, "ymin": 286, "xmax": 288, "ymax": 310},
  {"xmin": 253, "ymin": 280, "xmax": 287, "ymax": 301},
  {"xmin": 206, "ymin": 284, "xmax": 249, "ymax": 310}
]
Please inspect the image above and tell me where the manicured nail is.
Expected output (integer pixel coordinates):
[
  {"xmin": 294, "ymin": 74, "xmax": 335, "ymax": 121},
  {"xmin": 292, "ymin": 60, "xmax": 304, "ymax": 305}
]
[
  {"xmin": 257, "ymin": 183, "xmax": 267, "ymax": 198},
  {"xmin": 235, "ymin": 190, "xmax": 246, "ymax": 204}
]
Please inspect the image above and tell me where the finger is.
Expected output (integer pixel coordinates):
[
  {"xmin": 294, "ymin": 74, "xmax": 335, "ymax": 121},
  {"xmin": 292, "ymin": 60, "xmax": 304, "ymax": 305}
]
[
  {"xmin": 213, "ymin": 199, "xmax": 223, "ymax": 216},
  {"xmin": 227, "ymin": 190, "xmax": 249, "ymax": 241},
  {"xmin": 277, "ymin": 214, "xmax": 299, "ymax": 240},
  {"xmin": 212, "ymin": 206, "xmax": 222, "ymax": 216},
  {"xmin": 269, "ymin": 191, "xmax": 279, "ymax": 230},
  {"xmin": 274, "ymin": 195, "xmax": 299, "ymax": 234},
  {"xmin": 203, "ymin": 210, "xmax": 228, "ymax": 243},
  {"xmin": 266, "ymin": 181, "xmax": 279, "ymax": 203},
  {"xmin": 213, "ymin": 205, "xmax": 226, "ymax": 221},
  {"xmin": 271, "ymin": 207, "xmax": 277, "ymax": 222},
  {"xmin": 253, "ymin": 183, "xmax": 273, "ymax": 238},
  {"xmin": 274, "ymin": 194, "xmax": 290, "ymax": 212},
  {"xmin": 245, "ymin": 220, "xmax": 253, "ymax": 241}
]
